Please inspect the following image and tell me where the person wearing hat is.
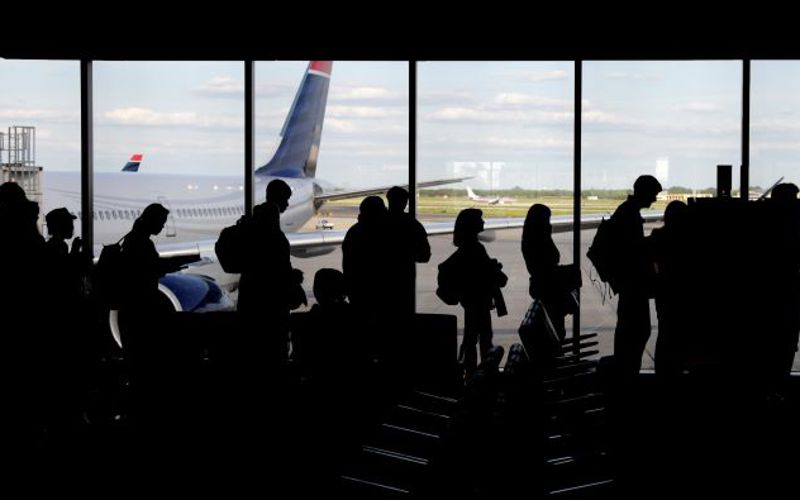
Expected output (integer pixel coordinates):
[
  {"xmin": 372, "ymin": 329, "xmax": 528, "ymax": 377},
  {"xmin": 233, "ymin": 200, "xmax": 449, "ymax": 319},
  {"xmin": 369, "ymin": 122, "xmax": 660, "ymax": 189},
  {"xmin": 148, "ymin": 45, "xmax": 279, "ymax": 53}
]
[{"xmin": 42, "ymin": 207, "xmax": 87, "ymax": 433}]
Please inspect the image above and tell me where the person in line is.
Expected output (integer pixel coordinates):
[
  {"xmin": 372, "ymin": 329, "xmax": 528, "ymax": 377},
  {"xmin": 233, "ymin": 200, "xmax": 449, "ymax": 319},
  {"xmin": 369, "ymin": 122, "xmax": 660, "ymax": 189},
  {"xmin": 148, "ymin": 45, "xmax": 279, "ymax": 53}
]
[
  {"xmin": 522, "ymin": 203, "xmax": 571, "ymax": 342},
  {"xmin": 438, "ymin": 208, "xmax": 507, "ymax": 377},
  {"xmin": 611, "ymin": 175, "xmax": 662, "ymax": 382},
  {"xmin": 237, "ymin": 179, "xmax": 304, "ymax": 366}
]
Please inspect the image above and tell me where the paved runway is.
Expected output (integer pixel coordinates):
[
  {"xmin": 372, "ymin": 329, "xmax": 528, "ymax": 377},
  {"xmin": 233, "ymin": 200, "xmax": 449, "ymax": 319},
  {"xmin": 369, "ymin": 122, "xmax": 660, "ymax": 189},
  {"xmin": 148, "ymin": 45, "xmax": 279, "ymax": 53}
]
[
  {"xmin": 292, "ymin": 210, "xmax": 651, "ymax": 368},
  {"xmin": 291, "ymin": 210, "xmax": 800, "ymax": 370}
]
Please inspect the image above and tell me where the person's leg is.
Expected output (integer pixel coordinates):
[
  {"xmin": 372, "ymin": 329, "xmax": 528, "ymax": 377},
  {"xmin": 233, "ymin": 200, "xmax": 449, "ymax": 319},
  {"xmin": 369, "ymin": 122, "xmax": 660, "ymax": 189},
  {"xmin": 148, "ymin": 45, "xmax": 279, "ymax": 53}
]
[
  {"xmin": 614, "ymin": 292, "xmax": 651, "ymax": 380},
  {"xmin": 461, "ymin": 307, "xmax": 479, "ymax": 376}
]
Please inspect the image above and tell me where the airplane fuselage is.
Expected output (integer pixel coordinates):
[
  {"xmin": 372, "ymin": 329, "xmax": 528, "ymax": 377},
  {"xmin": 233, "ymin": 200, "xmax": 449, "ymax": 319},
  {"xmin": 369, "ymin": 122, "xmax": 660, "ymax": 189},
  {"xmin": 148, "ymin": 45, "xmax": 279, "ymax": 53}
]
[{"xmin": 43, "ymin": 170, "xmax": 318, "ymax": 248}]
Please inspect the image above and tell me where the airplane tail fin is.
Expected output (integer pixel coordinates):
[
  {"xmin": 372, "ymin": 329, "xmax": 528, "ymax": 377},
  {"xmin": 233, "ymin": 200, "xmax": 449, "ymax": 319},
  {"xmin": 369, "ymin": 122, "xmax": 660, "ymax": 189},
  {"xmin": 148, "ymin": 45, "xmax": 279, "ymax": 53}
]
[
  {"xmin": 255, "ymin": 61, "xmax": 332, "ymax": 179},
  {"xmin": 466, "ymin": 186, "xmax": 478, "ymax": 200},
  {"xmin": 122, "ymin": 153, "xmax": 143, "ymax": 172}
]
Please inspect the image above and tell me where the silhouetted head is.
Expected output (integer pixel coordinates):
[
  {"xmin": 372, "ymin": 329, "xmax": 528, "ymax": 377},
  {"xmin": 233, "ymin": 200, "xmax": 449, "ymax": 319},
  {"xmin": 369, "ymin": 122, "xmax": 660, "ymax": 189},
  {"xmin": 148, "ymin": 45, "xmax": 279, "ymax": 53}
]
[
  {"xmin": 313, "ymin": 268, "xmax": 347, "ymax": 307},
  {"xmin": 772, "ymin": 183, "xmax": 799, "ymax": 204},
  {"xmin": 266, "ymin": 179, "xmax": 292, "ymax": 213},
  {"xmin": 46, "ymin": 207, "xmax": 77, "ymax": 239},
  {"xmin": 522, "ymin": 204, "xmax": 552, "ymax": 242},
  {"xmin": 633, "ymin": 175, "xmax": 663, "ymax": 208},
  {"xmin": 663, "ymin": 200, "xmax": 688, "ymax": 229},
  {"xmin": 137, "ymin": 203, "xmax": 170, "ymax": 235},
  {"xmin": 387, "ymin": 186, "xmax": 409, "ymax": 213},
  {"xmin": 358, "ymin": 196, "xmax": 387, "ymax": 225},
  {"xmin": 0, "ymin": 182, "xmax": 27, "ymax": 206},
  {"xmin": 454, "ymin": 208, "xmax": 484, "ymax": 247}
]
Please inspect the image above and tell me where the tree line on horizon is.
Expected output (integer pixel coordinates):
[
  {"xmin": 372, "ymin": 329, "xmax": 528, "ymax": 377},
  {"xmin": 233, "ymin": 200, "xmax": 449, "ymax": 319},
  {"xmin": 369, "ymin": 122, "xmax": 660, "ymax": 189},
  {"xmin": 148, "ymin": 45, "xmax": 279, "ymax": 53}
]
[{"xmin": 419, "ymin": 186, "xmax": 747, "ymax": 199}]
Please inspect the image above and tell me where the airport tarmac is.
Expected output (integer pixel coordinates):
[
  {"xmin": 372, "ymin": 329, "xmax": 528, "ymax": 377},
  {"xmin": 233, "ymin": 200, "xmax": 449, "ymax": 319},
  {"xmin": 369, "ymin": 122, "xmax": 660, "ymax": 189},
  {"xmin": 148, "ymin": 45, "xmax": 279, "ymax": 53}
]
[
  {"xmin": 290, "ymin": 210, "xmax": 800, "ymax": 370},
  {"xmin": 293, "ymin": 210, "xmax": 650, "ymax": 368}
]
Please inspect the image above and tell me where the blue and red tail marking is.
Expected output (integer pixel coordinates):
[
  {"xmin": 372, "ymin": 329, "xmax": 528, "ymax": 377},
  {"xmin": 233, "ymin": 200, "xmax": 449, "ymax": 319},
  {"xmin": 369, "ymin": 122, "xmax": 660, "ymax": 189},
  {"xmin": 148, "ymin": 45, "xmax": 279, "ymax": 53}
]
[
  {"xmin": 122, "ymin": 153, "xmax": 143, "ymax": 172},
  {"xmin": 255, "ymin": 61, "xmax": 332, "ymax": 179}
]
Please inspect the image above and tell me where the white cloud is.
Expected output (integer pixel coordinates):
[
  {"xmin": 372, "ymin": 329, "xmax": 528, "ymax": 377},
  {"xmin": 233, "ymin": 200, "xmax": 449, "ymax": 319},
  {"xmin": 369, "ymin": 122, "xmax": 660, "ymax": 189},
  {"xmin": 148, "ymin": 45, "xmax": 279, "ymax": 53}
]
[
  {"xmin": 194, "ymin": 76, "xmax": 243, "ymax": 97},
  {"xmin": 426, "ymin": 106, "xmax": 526, "ymax": 123},
  {"xmin": 324, "ymin": 118, "xmax": 359, "ymax": 133},
  {"xmin": 420, "ymin": 90, "xmax": 473, "ymax": 104},
  {"xmin": 331, "ymin": 86, "xmax": 405, "ymax": 103},
  {"xmin": 101, "ymin": 107, "xmax": 241, "ymax": 130},
  {"xmin": 327, "ymin": 105, "xmax": 405, "ymax": 119},
  {"xmin": 0, "ymin": 109, "xmax": 77, "ymax": 123},
  {"xmin": 494, "ymin": 93, "xmax": 570, "ymax": 109}
]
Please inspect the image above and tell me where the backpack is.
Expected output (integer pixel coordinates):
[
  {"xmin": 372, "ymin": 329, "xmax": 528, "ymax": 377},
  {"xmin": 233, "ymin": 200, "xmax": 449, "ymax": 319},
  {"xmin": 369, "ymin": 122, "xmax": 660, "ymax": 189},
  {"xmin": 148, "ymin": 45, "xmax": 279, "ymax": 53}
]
[
  {"xmin": 586, "ymin": 217, "xmax": 621, "ymax": 293},
  {"xmin": 215, "ymin": 215, "xmax": 251, "ymax": 273},
  {"xmin": 436, "ymin": 251, "xmax": 463, "ymax": 305},
  {"xmin": 93, "ymin": 236, "xmax": 127, "ymax": 309}
]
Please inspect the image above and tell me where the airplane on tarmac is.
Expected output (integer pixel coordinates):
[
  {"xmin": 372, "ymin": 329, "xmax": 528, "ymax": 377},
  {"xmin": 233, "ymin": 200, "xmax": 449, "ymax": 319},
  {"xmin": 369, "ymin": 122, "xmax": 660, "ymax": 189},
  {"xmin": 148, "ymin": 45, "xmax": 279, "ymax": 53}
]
[
  {"xmin": 37, "ymin": 60, "xmax": 662, "ymax": 324},
  {"xmin": 39, "ymin": 61, "xmax": 472, "ymax": 317},
  {"xmin": 466, "ymin": 186, "xmax": 515, "ymax": 205}
]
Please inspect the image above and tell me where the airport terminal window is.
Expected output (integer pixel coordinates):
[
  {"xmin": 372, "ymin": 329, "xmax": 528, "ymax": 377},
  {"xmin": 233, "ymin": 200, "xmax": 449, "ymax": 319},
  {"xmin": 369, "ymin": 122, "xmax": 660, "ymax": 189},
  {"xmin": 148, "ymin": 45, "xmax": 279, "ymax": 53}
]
[
  {"xmin": 751, "ymin": 60, "xmax": 800, "ymax": 372},
  {"xmin": 416, "ymin": 61, "xmax": 575, "ymax": 361},
  {"xmin": 751, "ymin": 61, "xmax": 800, "ymax": 191},
  {"xmin": 0, "ymin": 59, "xmax": 81, "ymax": 240},
  {"xmin": 93, "ymin": 61, "xmax": 244, "ymax": 253},
  {"xmin": 256, "ymin": 61, "xmax": 409, "ymax": 310},
  {"xmin": 582, "ymin": 61, "xmax": 741, "ymax": 368}
]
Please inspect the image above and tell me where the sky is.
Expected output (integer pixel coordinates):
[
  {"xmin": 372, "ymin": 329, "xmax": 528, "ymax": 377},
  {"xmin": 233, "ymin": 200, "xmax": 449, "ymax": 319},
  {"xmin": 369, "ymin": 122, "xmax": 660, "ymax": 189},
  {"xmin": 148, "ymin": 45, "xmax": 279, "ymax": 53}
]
[{"xmin": 1, "ymin": 59, "xmax": 799, "ymax": 191}]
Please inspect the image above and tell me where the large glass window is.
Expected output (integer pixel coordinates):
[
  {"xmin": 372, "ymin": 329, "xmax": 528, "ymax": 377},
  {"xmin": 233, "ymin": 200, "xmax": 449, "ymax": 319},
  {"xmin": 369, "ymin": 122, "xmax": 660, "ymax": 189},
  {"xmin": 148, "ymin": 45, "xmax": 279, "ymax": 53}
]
[
  {"xmin": 417, "ymin": 61, "xmax": 575, "ymax": 361},
  {"xmin": 581, "ymin": 61, "xmax": 741, "ymax": 368},
  {"xmin": 94, "ymin": 61, "xmax": 244, "ymax": 288},
  {"xmin": 751, "ymin": 60, "xmax": 800, "ymax": 370},
  {"xmin": 0, "ymin": 59, "xmax": 81, "ymax": 238},
  {"xmin": 751, "ymin": 61, "xmax": 800, "ymax": 191},
  {"xmin": 256, "ymin": 61, "xmax": 409, "ymax": 308}
]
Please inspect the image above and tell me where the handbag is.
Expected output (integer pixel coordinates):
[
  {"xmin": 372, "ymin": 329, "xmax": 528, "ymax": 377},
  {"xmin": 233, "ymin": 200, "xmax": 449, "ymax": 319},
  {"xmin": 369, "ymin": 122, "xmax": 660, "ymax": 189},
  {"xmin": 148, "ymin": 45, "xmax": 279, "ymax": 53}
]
[
  {"xmin": 518, "ymin": 299, "xmax": 561, "ymax": 360},
  {"xmin": 555, "ymin": 264, "xmax": 581, "ymax": 315}
]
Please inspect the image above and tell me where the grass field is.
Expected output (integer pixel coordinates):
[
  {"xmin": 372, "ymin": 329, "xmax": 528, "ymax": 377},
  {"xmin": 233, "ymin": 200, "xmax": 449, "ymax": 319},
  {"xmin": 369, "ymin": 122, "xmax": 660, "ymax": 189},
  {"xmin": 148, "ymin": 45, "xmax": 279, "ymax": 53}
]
[{"xmin": 325, "ymin": 195, "xmax": 668, "ymax": 218}]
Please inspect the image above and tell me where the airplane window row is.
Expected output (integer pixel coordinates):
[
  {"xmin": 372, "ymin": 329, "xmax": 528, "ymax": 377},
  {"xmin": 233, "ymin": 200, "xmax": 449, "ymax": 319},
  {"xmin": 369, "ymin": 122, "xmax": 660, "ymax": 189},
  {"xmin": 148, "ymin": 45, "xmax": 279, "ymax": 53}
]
[
  {"xmin": 173, "ymin": 206, "xmax": 243, "ymax": 218},
  {"xmin": 77, "ymin": 206, "xmax": 245, "ymax": 221}
]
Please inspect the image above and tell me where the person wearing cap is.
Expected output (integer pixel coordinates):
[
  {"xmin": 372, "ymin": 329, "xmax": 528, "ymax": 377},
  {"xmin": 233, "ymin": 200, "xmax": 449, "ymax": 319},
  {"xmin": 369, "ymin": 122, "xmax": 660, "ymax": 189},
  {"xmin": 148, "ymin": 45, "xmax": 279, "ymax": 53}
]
[
  {"xmin": 42, "ymin": 207, "xmax": 87, "ymax": 434},
  {"xmin": 611, "ymin": 175, "xmax": 663, "ymax": 383}
]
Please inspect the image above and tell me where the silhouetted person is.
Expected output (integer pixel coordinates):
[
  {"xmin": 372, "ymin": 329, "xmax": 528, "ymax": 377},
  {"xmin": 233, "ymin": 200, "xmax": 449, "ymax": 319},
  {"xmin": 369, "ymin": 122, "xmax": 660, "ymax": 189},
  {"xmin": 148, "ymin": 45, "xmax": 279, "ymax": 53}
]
[
  {"xmin": 237, "ymin": 179, "xmax": 301, "ymax": 366},
  {"xmin": 383, "ymin": 186, "xmax": 431, "ymax": 366},
  {"xmin": 44, "ymin": 208, "xmax": 86, "ymax": 311},
  {"xmin": 612, "ymin": 175, "xmax": 662, "ymax": 382},
  {"xmin": 648, "ymin": 200, "xmax": 690, "ymax": 380},
  {"xmin": 42, "ymin": 207, "xmax": 90, "ymax": 429},
  {"xmin": 0, "ymin": 182, "xmax": 46, "ymax": 454},
  {"xmin": 119, "ymin": 203, "xmax": 175, "ymax": 347},
  {"xmin": 522, "ymin": 204, "xmax": 569, "ymax": 341},
  {"xmin": 768, "ymin": 182, "xmax": 800, "ymax": 393},
  {"xmin": 292, "ymin": 268, "xmax": 365, "ymax": 382},
  {"xmin": 342, "ymin": 195, "xmax": 389, "ymax": 356},
  {"xmin": 439, "ymin": 208, "xmax": 508, "ymax": 377},
  {"xmin": 386, "ymin": 186, "xmax": 431, "ymax": 314}
]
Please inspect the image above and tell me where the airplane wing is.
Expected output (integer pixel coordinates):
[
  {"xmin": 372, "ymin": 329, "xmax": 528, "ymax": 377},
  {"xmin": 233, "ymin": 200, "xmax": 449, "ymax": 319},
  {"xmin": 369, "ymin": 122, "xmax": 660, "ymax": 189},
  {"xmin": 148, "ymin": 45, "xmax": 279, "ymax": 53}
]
[
  {"xmin": 152, "ymin": 211, "xmax": 664, "ymax": 260},
  {"xmin": 315, "ymin": 177, "xmax": 473, "ymax": 203}
]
